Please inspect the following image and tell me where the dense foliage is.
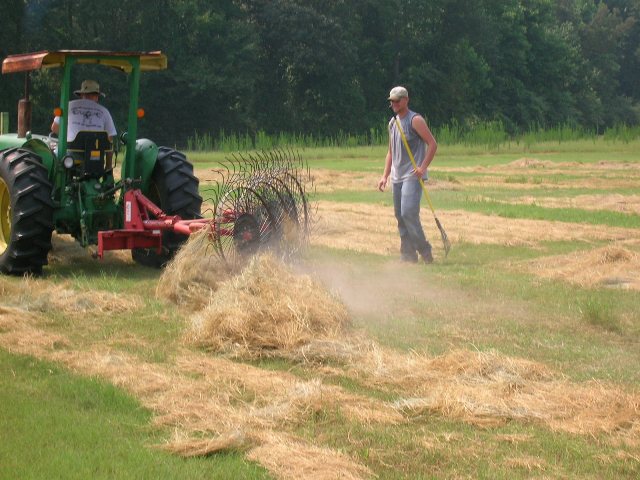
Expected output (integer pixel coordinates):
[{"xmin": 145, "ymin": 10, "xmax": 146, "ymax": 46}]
[{"xmin": 0, "ymin": 0, "xmax": 638, "ymax": 146}]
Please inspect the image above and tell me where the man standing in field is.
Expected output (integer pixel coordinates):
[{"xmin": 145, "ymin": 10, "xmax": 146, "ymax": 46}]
[{"xmin": 377, "ymin": 86, "xmax": 438, "ymax": 263}]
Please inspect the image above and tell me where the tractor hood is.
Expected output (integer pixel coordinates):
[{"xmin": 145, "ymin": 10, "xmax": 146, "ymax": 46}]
[{"xmin": 2, "ymin": 50, "xmax": 167, "ymax": 74}]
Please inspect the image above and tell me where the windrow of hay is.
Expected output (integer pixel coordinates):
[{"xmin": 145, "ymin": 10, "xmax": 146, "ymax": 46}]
[
  {"xmin": 524, "ymin": 244, "xmax": 640, "ymax": 290},
  {"xmin": 460, "ymin": 175, "xmax": 640, "ymax": 191},
  {"xmin": 313, "ymin": 201, "xmax": 640, "ymax": 255},
  {"xmin": 503, "ymin": 193, "xmax": 640, "ymax": 215},
  {"xmin": 445, "ymin": 159, "xmax": 640, "ymax": 173},
  {"xmin": 508, "ymin": 157, "xmax": 558, "ymax": 168},
  {"xmin": 156, "ymin": 230, "xmax": 233, "ymax": 308},
  {"xmin": 188, "ymin": 254, "xmax": 350, "ymax": 355}
]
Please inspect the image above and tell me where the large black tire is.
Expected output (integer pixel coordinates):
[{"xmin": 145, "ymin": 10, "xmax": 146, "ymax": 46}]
[
  {"xmin": 0, "ymin": 148, "xmax": 54, "ymax": 275},
  {"xmin": 132, "ymin": 147, "xmax": 202, "ymax": 268}
]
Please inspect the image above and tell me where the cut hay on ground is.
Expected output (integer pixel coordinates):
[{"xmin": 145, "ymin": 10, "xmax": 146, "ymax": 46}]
[
  {"xmin": 160, "ymin": 429, "xmax": 247, "ymax": 457},
  {"xmin": 0, "ymin": 306, "xmax": 70, "ymax": 352},
  {"xmin": 1, "ymin": 303, "xmax": 638, "ymax": 475},
  {"xmin": 508, "ymin": 157, "xmax": 559, "ymax": 168},
  {"xmin": 382, "ymin": 349, "xmax": 639, "ymax": 435},
  {"xmin": 506, "ymin": 193, "xmax": 640, "ymax": 215},
  {"xmin": 248, "ymin": 431, "xmax": 373, "ymax": 480},
  {"xmin": 525, "ymin": 244, "xmax": 640, "ymax": 290},
  {"xmin": 293, "ymin": 343, "xmax": 640, "ymax": 436},
  {"xmin": 188, "ymin": 254, "xmax": 349, "ymax": 355},
  {"xmin": 313, "ymin": 201, "xmax": 640, "ymax": 256},
  {"xmin": 311, "ymin": 168, "xmax": 458, "ymax": 193},
  {"xmin": 12, "ymin": 277, "xmax": 140, "ymax": 316},
  {"xmin": 0, "ymin": 276, "xmax": 22, "ymax": 297},
  {"xmin": 157, "ymin": 230, "xmax": 233, "ymax": 308},
  {"xmin": 442, "ymin": 158, "xmax": 640, "ymax": 191},
  {"xmin": 0, "ymin": 310, "xmax": 383, "ymax": 478}
]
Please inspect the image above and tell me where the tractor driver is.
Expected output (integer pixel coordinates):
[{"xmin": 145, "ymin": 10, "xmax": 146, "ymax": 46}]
[{"xmin": 51, "ymin": 79, "xmax": 117, "ymax": 165}]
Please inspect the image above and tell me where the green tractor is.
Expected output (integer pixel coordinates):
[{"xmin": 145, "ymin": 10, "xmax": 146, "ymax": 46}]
[{"xmin": 0, "ymin": 50, "xmax": 202, "ymax": 275}]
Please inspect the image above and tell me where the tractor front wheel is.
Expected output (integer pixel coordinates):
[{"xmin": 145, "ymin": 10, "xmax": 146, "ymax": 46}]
[
  {"xmin": 0, "ymin": 148, "xmax": 54, "ymax": 275},
  {"xmin": 132, "ymin": 147, "xmax": 202, "ymax": 268}
]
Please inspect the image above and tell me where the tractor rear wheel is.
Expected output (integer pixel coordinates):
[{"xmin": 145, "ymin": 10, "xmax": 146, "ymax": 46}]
[
  {"xmin": 132, "ymin": 147, "xmax": 202, "ymax": 268},
  {"xmin": 0, "ymin": 148, "xmax": 54, "ymax": 275}
]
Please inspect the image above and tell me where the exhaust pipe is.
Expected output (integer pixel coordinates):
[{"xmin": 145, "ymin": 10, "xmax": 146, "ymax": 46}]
[{"xmin": 17, "ymin": 73, "xmax": 31, "ymax": 138}]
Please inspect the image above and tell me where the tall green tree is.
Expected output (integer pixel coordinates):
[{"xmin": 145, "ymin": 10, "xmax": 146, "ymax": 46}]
[
  {"xmin": 579, "ymin": 1, "xmax": 636, "ymax": 129},
  {"xmin": 245, "ymin": 0, "xmax": 367, "ymax": 136},
  {"xmin": 0, "ymin": 0, "xmax": 27, "ymax": 127},
  {"xmin": 0, "ymin": 0, "xmax": 638, "ymax": 144}
]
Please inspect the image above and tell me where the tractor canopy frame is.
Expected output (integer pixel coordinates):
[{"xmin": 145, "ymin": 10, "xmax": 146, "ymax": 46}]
[{"xmin": 1, "ymin": 50, "xmax": 167, "ymax": 180}]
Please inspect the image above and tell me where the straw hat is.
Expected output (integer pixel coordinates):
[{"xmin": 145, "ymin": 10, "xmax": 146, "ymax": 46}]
[{"xmin": 74, "ymin": 79, "xmax": 105, "ymax": 97}]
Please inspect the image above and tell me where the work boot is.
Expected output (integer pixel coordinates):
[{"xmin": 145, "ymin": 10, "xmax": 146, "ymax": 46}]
[
  {"xmin": 420, "ymin": 244, "xmax": 434, "ymax": 264},
  {"xmin": 401, "ymin": 251, "xmax": 419, "ymax": 263},
  {"xmin": 400, "ymin": 236, "xmax": 418, "ymax": 263}
]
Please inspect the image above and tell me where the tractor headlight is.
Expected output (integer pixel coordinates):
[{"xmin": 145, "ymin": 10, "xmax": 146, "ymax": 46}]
[{"xmin": 63, "ymin": 155, "xmax": 74, "ymax": 169}]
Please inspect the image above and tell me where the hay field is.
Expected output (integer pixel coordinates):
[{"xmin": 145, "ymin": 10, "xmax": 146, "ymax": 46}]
[{"xmin": 1, "ymin": 141, "xmax": 640, "ymax": 479}]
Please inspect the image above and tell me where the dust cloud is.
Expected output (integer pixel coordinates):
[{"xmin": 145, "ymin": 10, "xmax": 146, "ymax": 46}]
[{"xmin": 303, "ymin": 258, "xmax": 432, "ymax": 319}]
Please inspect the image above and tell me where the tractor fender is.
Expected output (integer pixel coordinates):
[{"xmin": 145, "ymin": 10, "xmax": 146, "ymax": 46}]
[
  {"xmin": 121, "ymin": 138, "xmax": 159, "ymax": 193},
  {"xmin": 0, "ymin": 134, "xmax": 55, "ymax": 177}
]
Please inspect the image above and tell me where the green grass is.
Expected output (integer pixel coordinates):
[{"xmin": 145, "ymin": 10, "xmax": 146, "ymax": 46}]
[
  {"xmin": 578, "ymin": 297, "xmax": 623, "ymax": 333},
  {"xmin": 294, "ymin": 410, "xmax": 638, "ymax": 479},
  {"xmin": 0, "ymin": 350, "xmax": 271, "ymax": 480}
]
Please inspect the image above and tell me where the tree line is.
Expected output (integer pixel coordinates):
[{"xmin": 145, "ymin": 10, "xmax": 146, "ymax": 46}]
[{"xmin": 1, "ymin": 0, "xmax": 638, "ymax": 147}]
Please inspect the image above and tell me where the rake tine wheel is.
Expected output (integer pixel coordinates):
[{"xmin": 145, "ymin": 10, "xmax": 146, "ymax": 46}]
[{"xmin": 201, "ymin": 148, "xmax": 311, "ymax": 268}]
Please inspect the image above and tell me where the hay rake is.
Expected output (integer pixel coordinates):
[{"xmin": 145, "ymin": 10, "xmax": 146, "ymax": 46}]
[{"xmin": 98, "ymin": 148, "xmax": 311, "ymax": 267}]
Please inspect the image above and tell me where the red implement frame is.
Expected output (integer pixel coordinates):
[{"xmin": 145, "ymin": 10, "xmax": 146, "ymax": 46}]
[{"xmin": 97, "ymin": 189, "xmax": 218, "ymax": 258}]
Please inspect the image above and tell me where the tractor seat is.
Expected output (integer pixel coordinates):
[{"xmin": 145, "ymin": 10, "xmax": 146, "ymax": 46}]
[{"xmin": 67, "ymin": 130, "xmax": 112, "ymax": 177}]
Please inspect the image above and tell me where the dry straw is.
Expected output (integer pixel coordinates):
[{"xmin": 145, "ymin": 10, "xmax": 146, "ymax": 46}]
[
  {"xmin": 188, "ymin": 253, "xmax": 349, "ymax": 355},
  {"xmin": 247, "ymin": 431, "xmax": 373, "ymax": 480},
  {"xmin": 309, "ymin": 345, "xmax": 640, "ymax": 436},
  {"xmin": 156, "ymin": 229, "xmax": 233, "ymax": 308},
  {"xmin": 8, "ymin": 276, "xmax": 140, "ymax": 316},
  {"xmin": 527, "ymin": 244, "xmax": 640, "ymax": 290},
  {"xmin": 285, "ymin": 338, "xmax": 640, "ymax": 437}
]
